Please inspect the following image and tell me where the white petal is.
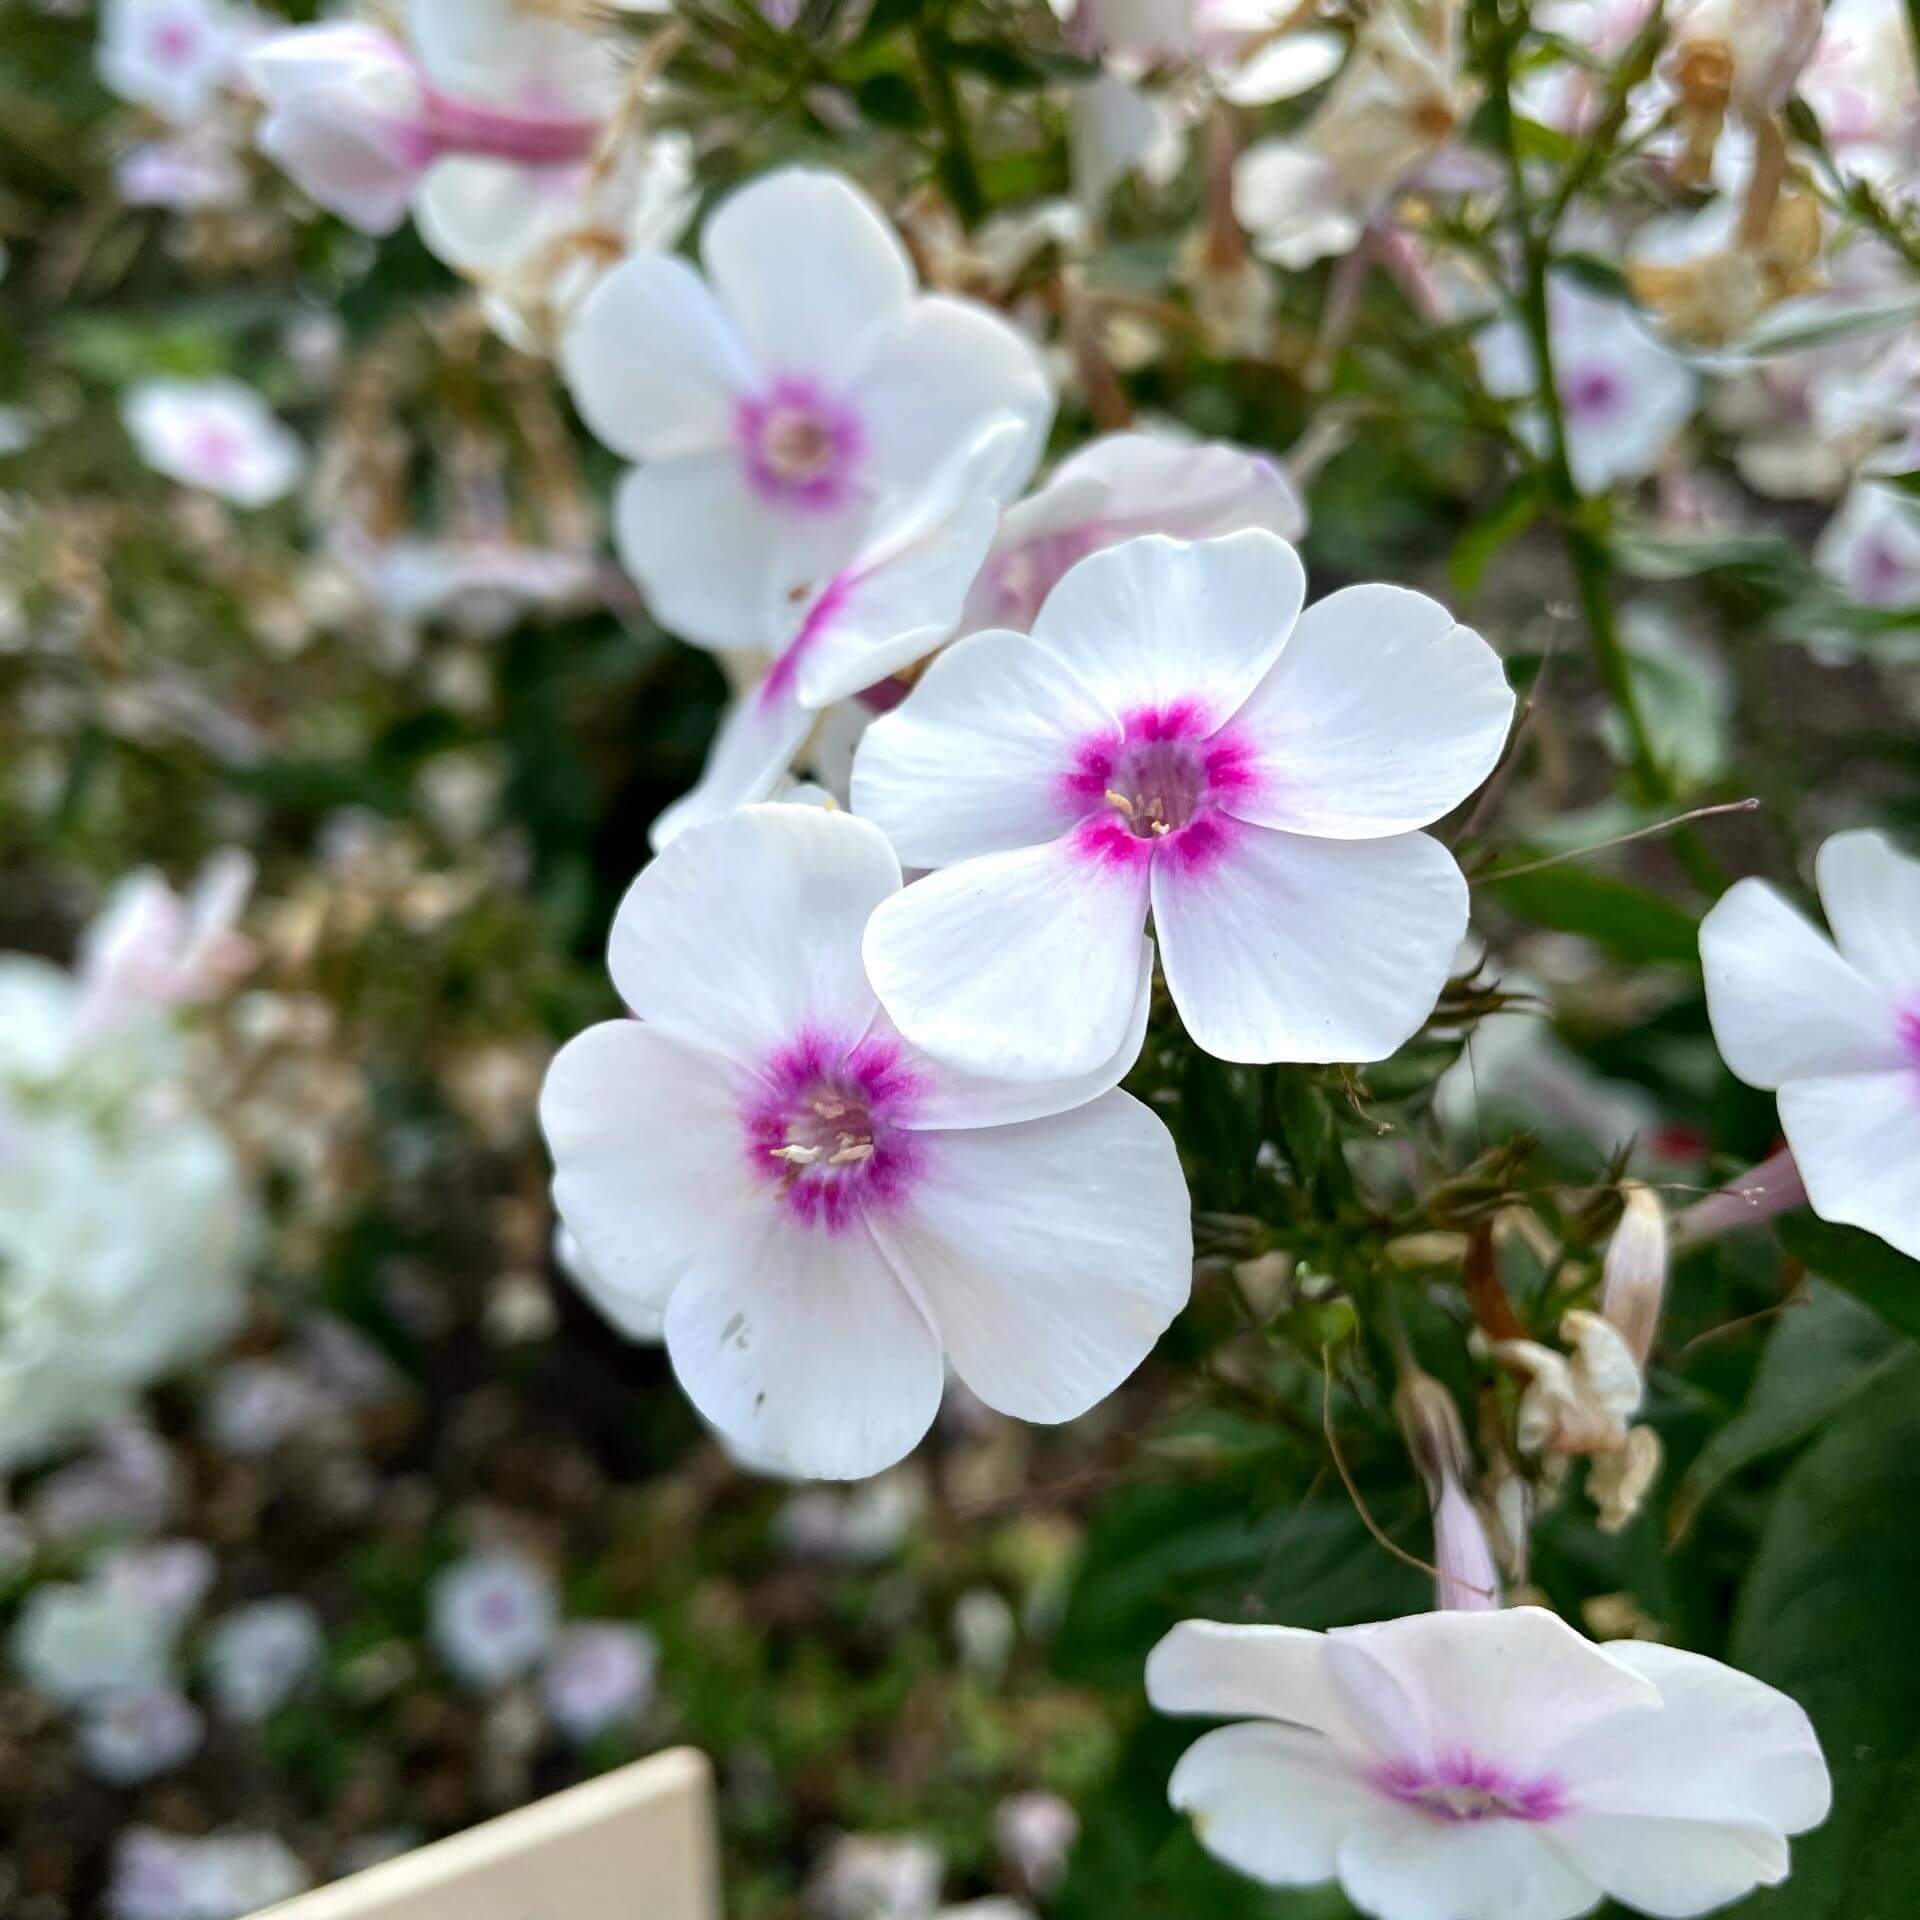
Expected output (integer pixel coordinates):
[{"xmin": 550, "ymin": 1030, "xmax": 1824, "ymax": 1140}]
[
  {"xmin": 869, "ymin": 1090, "xmax": 1190, "ymax": 1422},
  {"xmin": 648, "ymin": 676, "xmax": 815, "ymax": 851},
  {"xmin": 700, "ymin": 168, "xmax": 914, "ymax": 387},
  {"xmin": 1778, "ymin": 1069, "xmax": 1920, "ymax": 1260},
  {"xmin": 1545, "ymin": 1813, "xmax": 1789, "ymax": 1919},
  {"xmin": 608, "ymin": 806, "xmax": 896, "ymax": 1066},
  {"xmin": 861, "ymin": 836, "xmax": 1151, "ymax": 1083},
  {"xmin": 562, "ymin": 256, "xmax": 754, "ymax": 463},
  {"xmin": 1151, "ymin": 826, "xmax": 1467, "ymax": 1065},
  {"xmin": 850, "ymin": 628, "xmax": 1117, "ymax": 868},
  {"xmin": 792, "ymin": 497, "xmax": 1001, "ymax": 709},
  {"xmin": 409, "ymin": 0, "xmax": 618, "ymax": 113},
  {"xmin": 1562, "ymin": 1641, "xmax": 1831, "ymax": 1834},
  {"xmin": 1234, "ymin": 141, "xmax": 1363, "ymax": 270},
  {"xmin": 415, "ymin": 155, "xmax": 562, "ymax": 274},
  {"xmin": 1338, "ymin": 1812, "xmax": 1602, "ymax": 1920},
  {"xmin": 1815, "ymin": 828, "xmax": 1920, "ymax": 998},
  {"xmin": 881, "ymin": 941, "xmax": 1154, "ymax": 1130},
  {"xmin": 1328, "ymin": 1608, "xmax": 1661, "ymax": 1780},
  {"xmin": 613, "ymin": 455, "xmax": 866, "ymax": 652},
  {"xmin": 540, "ymin": 1022, "xmax": 747, "ymax": 1328},
  {"xmin": 1225, "ymin": 585, "xmax": 1514, "ymax": 838},
  {"xmin": 1216, "ymin": 29, "xmax": 1346, "ymax": 104},
  {"xmin": 1169, "ymin": 1722, "xmax": 1380, "ymax": 1886},
  {"xmin": 663, "ymin": 1208, "xmax": 943, "ymax": 1480},
  {"xmin": 1030, "ymin": 531, "xmax": 1307, "ymax": 729},
  {"xmin": 852, "ymin": 296, "xmax": 1054, "ymax": 507},
  {"xmin": 1146, "ymin": 1620, "xmax": 1367, "ymax": 1743},
  {"xmin": 1699, "ymin": 878, "xmax": 1903, "ymax": 1089}
]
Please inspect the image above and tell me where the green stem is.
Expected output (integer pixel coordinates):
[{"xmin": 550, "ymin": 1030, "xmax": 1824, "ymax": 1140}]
[
  {"xmin": 1477, "ymin": 1, "xmax": 1680, "ymax": 820},
  {"xmin": 916, "ymin": 21, "xmax": 984, "ymax": 225}
]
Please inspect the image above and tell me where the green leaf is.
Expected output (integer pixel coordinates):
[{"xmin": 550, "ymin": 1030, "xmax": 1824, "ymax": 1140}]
[
  {"xmin": 1669, "ymin": 1282, "xmax": 1909, "ymax": 1541},
  {"xmin": 1729, "ymin": 1352, "xmax": 1920, "ymax": 1916},
  {"xmin": 1056, "ymin": 1476, "xmax": 1428, "ymax": 1692},
  {"xmin": 1448, "ymin": 481, "xmax": 1541, "ymax": 597},
  {"xmin": 1776, "ymin": 1216, "xmax": 1920, "ymax": 1345},
  {"xmin": 1483, "ymin": 864, "xmax": 1702, "ymax": 965},
  {"xmin": 1727, "ymin": 286, "xmax": 1920, "ymax": 360}
]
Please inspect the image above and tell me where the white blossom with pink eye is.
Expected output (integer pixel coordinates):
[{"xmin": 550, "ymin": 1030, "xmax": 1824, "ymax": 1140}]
[
  {"xmin": 428, "ymin": 1547, "xmax": 560, "ymax": 1691},
  {"xmin": 1476, "ymin": 277, "xmax": 1699, "ymax": 493},
  {"xmin": 98, "ymin": 0, "xmax": 239, "ymax": 127},
  {"xmin": 1815, "ymin": 475, "xmax": 1920, "ymax": 611},
  {"xmin": 1701, "ymin": 830, "xmax": 1920, "ymax": 1261},
  {"xmin": 959, "ymin": 431, "xmax": 1306, "ymax": 637},
  {"xmin": 1148, "ymin": 1607, "xmax": 1830, "ymax": 1919},
  {"xmin": 540, "ymin": 805, "xmax": 1190, "ymax": 1481},
  {"xmin": 123, "ymin": 379, "xmax": 304, "ymax": 508},
  {"xmin": 1801, "ymin": 0, "xmax": 1920, "ymax": 198},
  {"xmin": 561, "ymin": 167, "xmax": 1054, "ymax": 655},
  {"xmin": 540, "ymin": 1621, "xmax": 659, "ymax": 1743},
  {"xmin": 854, "ymin": 531, "xmax": 1513, "ymax": 1082}
]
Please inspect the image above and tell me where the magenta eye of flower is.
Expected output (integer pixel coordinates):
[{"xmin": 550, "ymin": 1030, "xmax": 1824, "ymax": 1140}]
[
  {"xmin": 150, "ymin": 17, "xmax": 199, "ymax": 63},
  {"xmin": 1565, "ymin": 364, "xmax": 1622, "ymax": 421},
  {"xmin": 1373, "ymin": 1757, "xmax": 1567, "ymax": 1827},
  {"xmin": 1105, "ymin": 738, "xmax": 1208, "ymax": 839},
  {"xmin": 771, "ymin": 1079, "xmax": 878, "ymax": 1173},
  {"xmin": 1900, "ymin": 1003, "xmax": 1920, "ymax": 1066},
  {"xmin": 737, "ymin": 382, "xmax": 862, "ymax": 510}
]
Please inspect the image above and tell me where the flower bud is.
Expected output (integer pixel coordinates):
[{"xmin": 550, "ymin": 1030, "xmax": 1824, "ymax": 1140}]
[
  {"xmin": 1600, "ymin": 1181, "xmax": 1669, "ymax": 1371},
  {"xmin": 1395, "ymin": 1367, "xmax": 1501, "ymax": 1612}
]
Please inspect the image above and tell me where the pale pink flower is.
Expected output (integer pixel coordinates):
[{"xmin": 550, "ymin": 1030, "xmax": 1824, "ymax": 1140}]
[
  {"xmin": 1149, "ymin": 1607, "xmax": 1829, "ymax": 1919},
  {"xmin": 99, "ymin": 0, "xmax": 239, "ymax": 126},
  {"xmin": 123, "ymin": 380, "xmax": 303, "ymax": 508}
]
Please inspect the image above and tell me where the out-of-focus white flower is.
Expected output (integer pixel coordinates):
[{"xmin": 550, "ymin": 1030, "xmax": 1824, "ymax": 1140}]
[
  {"xmin": 204, "ymin": 1598, "xmax": 326, "ymax": 1721},
  {"xmin": 1498, "ymin": 1310, "xmax": 1644, "ymax": 1457},
  {"xmin": 109, "ymin": 1828, "xmax": 311, "ymax": 1920},
  {"xmin": 1149, "ymin": 1607, "xmax": 1830, "ymax": 1917},
  {"xmin": 1666, "ymin": 0, "xmax": 1823, "ymax": 121},
  {"xmin": 1234, "ymin": 2, "xmax": 1474, "ymax": 269},
  {"xmin": 77, "ymin": 1682, "xmax": 205, "ymax": 1784},
  {"xmin": 994, "ymin": 1790, "xmax": 1079, "ymax": 1896},
  {"xmin": 9, "ymin": 1578, "xmax": 175, "ymax": 1703},
  {"xmin": 429, "ymin": 1547, "xmax": 560, "ymax": 1690},
  {"xmin": 341, "ymin": 533, "xmax": 600, "ymax": 639},
  {"xmin": 808, "ymin": 1832, "xmax": 944, "ymax": 1920},
  {"xmin": 74, "ymin": 851, "xmax": 256, "ymax": 1034},
  {"xmin": 1816, "ymin": 476, "xmax": 1920, "ymax": 610},
  {"xmin": 1476, "ymin": 278, "xmax": 1698, "ymax": 492},
  {"xmin": 1520, "ymin": 0, "xmax": 1658, "ymax": 134},
  {"xmin": 123, "ymin": 380, "xmax": 304, "ymax": 508},
  {"xmin": 419, "ymin": 127, "xmax": 696, "ymax": 354},
  {"xmin": 540, "ymin": 1621, "xmax": 659, "ymax": 1743},
  {"xmin": 102, "ymin": 1538, "xmax": 217, "ymax": 1629},
  {"xmin": 1701, "ymin": 830, "xmax": 1920, "ymax": 1260},
  {"xmin": 541, "ymin": 806, "xmax": 1191, "ymax": 1481},
  {"xmin": 562, "ymin": 167, "xmax": 1053, "ymax": 652},
  {"xmin": 248, "ymin": 0, "xmax": 622, "ymax": 240},
  {"xmin": 199, "ymin": 1357, "xmax": 331, "ymax": 1455},
  {"xmin": 856, "ymin": 532, "xmax": 1511, "ymax": 1080},
  {"xmin": 0, "ymin": 1110, "xmax": 255, "ymax": 1469},
  {"xmin": 99, "ymin": 0, "xmax": 239, "ymax": 126},
  {"xmin": 116, "ymin": 131, "xmax": 248, "ymax": 211},
  {"xmin": 27, "ymin": 1422, "xmax": 180, "ymax": 1540},
  {"xmin": 960, "ymin": 432, "xmax": 1305, "ymax": 636},
  {"xmin": 775, "ymin": 1467, "xmax": 928, "ymax": 1565},
  {"xmin": 1802, "ymin": 0, "xmax": 1920, "ymax": 197}
]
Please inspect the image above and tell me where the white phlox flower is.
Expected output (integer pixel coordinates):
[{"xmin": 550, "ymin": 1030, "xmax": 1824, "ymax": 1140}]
[
  {"xmin": 109, "ymin": 1828, "xmax": 311, "ymax": 1920},
  {"xmin": 98, "ymin": 0, "xmax": 240, "ymax": 126},
  {"xmin": 1476, "ymin": 277, "xmax": 1699, "ymax": 492},
  {"xmin": 203, "ymin": 1598, "xmax": 326, "ymax": 1722},
  {"xmin": 1233, "ymin": 1, "xmax": 1475, "ymax": 270},
  {"xmin": 1801, "ymin": 0, "xmax": 1920, "ymax": 200},
  {"xmin": 1815, "ymin": 474, "xmax": 1920, "ymax": 611},
  {"xmin": 1148, "ymin": 1606, "xmax": 1830, "ymax": 1920},
  {"xmin": 428, "ymin": 1546, "xmax": 561, "ymax": 1691},
  {"xmin": 540, "ymin": 805, "xmax": 1193, "ymax": 1481},
  {"xmin": 854, "ymin": 530, "xmax": 1513, "ymax": 1082},
  {"xmin": 561, "ymin": 167, "xmax": 1054, "ymax": 654},
  {"xmin": 123, "ymin": 379, "xmax": 304, "ymax": 508},
  {"xmin": 1701, "ymin": 829, "xmax": 1920, "ymax": 1260},
  {"xmin": 540, "ymin": 1621, "xmax": 659, "ymax": 1742}
]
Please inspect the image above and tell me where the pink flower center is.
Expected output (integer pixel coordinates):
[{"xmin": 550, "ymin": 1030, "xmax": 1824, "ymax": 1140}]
[
  {"xmin": 1063, "ymin": 702, "xmax": 1257, "ymax": 874},
  {"xmin": 736, "ymin": 380, "xmax": 863, "ymax": 511},
  {"xmin": 475, "ymin": 1588, "xmax": 521, "ymax": 1634},
  {"xmin": 1856, "ymin": 536, "xmax": 1914, "ymax": 606},
  {"xmin": 744, "ymin": 1031, "xmax": 923, "ymax": 1231},
  {"xmin": 149, "ymin": 16, "xmax": 199, "ymax": 65},
  {"xmin": 1564, "ymin": 363, "xmax": 1623, "ymax": 422},
  {"xmin": 1900, "ymin": 1003, "xmax": 1920, "ymax": 1067},
  {"xmin": 187, "ymin": 420, "xmax": 240, "ymax": 478},
  {"xmin": 1372, "ymin": 1754, "xmax": 1568, "ymax": 1826}
]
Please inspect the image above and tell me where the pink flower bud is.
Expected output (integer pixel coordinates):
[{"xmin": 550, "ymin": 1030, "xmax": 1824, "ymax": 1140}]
[{"xmin": 1395, "ymin": 1367, "xmax": 1501, "ymax": 1612}]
